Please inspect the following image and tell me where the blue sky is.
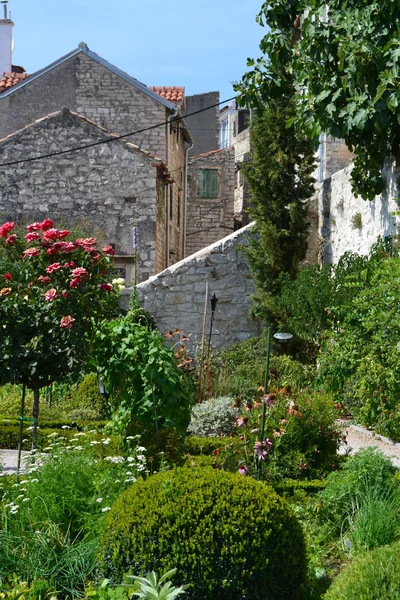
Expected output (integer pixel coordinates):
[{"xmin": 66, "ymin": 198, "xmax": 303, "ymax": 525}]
[{"xmin": 10, "ymin": 0, "xmax": 264, "ymax": 105}]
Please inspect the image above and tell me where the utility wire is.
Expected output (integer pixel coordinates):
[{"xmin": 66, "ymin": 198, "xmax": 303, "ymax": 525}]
[{"xmin": 0, "ymin": 92, "xmax": 243, "ymax": 168}]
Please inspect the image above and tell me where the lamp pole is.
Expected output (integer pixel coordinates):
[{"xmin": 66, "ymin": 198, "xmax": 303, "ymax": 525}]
[
  {"xmin": 257, "ymin": 329, "xmax": 293, "ymax": 480},
  {"xmin": 205, "ymin": 293, "xmax": 218, "ymax": 398}
]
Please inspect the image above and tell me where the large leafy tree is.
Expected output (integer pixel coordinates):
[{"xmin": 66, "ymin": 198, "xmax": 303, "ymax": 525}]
[
  {"xmin": 237, "ymin": 0, "xmax": 400, "ymax": 200},
  {"xmin": 241, "ymin": 97, "xmax": 317, "ymax": 320}
]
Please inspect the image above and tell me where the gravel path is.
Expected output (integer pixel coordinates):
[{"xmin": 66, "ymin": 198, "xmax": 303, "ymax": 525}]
[
  {"xmin": 0, "ymin": 449, "xmax": 31, "ymax": 476},
  {"xmin": 340, "ymin": 422, "xmax": 400, "ymax": 468}
]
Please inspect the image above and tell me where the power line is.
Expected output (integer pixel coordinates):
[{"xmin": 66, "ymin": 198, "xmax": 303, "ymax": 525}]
[{"xmin": 0, "ymin": 92, "xmax": 243, "ymax": 168}]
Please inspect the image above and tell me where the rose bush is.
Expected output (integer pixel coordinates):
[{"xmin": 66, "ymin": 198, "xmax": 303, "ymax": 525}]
[{"xmin": 0, "ymin": 219, "xmax": 120, "ymax": 444}]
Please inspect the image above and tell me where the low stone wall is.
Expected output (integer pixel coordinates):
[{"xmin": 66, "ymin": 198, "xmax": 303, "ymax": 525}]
[{"xmin": 121, "ymin": 223, "xmax": 261, "ymax": 354}]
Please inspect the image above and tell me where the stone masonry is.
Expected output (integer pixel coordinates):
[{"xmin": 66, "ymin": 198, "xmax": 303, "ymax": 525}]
[
  {"xmin": 0, "ymin": 109, "xmax": 163, "ymax": 282},
  {"xmin": 186, "ymin": 147, "xmax": 235, "ymax": 256},
  {"xmin": 121, "ymin": 223, "xmax": 261, "ymax": 354},
  {"xmin": 318, "ymin": 157, "xmax": 400, "ymax": 264}
]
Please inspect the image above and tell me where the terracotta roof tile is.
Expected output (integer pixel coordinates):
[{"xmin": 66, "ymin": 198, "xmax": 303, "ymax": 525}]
[
  {"xmin": 0, "ymin": 70, "xmax": 30, "ymax": 93},
  {"xmin": 149, "ymin": 86, "xmax": 185, "ymax": 105}
]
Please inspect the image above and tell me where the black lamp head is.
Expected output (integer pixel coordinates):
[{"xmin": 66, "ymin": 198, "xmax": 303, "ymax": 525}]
[{"xmin": 210, "ymin": 293, "xmax": 218, "ymax": 312}]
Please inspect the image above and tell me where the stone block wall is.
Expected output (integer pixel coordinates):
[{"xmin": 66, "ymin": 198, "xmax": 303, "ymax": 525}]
[
  {"xmin": 121, "ymin": 223, "xmax": 261, "ymax": 354},
  {"xmin": 0, "ymin": 109, "xmax": 161, "ymax": 282},
  {"xmin": 186, "ymin": 147, "xmax": 235, "ymax": 256},
  {"xmin": 318, "ymin": 157, "xmax": 400, "ymax": 264},
  {"xmin": 184, "ymin": 92, "xmax": 220, "ymax": 157}
]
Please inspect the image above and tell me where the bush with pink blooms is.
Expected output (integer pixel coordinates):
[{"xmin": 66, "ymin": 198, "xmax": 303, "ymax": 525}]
[{"xmin": 0, "ymin": 219, "xmax": 120, "ymax": 441}]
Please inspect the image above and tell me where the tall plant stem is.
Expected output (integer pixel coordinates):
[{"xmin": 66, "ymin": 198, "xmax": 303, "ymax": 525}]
[
  {"xmin": 257, "ymin": 326, "xmax": 272, "ymax": 480},
  {"xmin": 31, "ymin": 386, "xmax": 40, "ymax": 450},
  {"xmin": 16, "ymin": 385, "xmax": 26, "ymax": 481}
]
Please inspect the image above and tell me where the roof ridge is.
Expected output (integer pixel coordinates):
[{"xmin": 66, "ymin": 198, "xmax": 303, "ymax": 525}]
[{"xmin": 0, "ymin": 107, "xmax": 164, "ymax": 162}]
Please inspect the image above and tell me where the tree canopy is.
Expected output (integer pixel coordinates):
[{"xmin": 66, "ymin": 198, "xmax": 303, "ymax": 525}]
[{"xmin": 237, "ymin": 0, "xmax": 400, "ymax": 200}]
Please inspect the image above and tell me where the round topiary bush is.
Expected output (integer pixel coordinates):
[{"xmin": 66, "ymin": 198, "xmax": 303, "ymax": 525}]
[
  {"xmin": 324, "ymin": 542, "xmax": 400, "ymax": 599},
  {"xmin": 187, "ymin": 396, "xmax": 240, "ymax": 437},
  {"xmin": 100, "ymin": 467, "xmax": 307, "ymax": 600}
]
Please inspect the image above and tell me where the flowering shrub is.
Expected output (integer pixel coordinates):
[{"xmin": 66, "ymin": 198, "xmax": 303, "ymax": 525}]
[
  {"xmin": 0, "ymin": 219, "xmax": 120, "ymax": 442},
  {"xmin": 210, "ymin": 389, "xmax": 343, "ymax": 480}
]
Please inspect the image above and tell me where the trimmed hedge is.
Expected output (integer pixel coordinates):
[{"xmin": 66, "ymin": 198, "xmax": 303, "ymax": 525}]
[
  {"xmin": 324, "ymin": 542, "xmax": 400, "ymax": 599},
  {"xmin": 100, "ymin": 466, "xmax": 307, "ymax": 600},
  {"xmin": 272, "ymin": 478, "xmax": 327, "ymax": 495}
]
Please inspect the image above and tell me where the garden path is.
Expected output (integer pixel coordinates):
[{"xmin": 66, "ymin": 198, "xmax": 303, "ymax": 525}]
[{"xmin": 340, "ymin": 422, "xmax": 400, "ymax": 468}]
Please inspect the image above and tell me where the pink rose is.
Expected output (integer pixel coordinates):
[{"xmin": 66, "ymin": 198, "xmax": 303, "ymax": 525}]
[
  {"xmin": 38, "ymin": 275, "xmax": 51, "ymax": 283},
  {"xmin": 40, "ymin": 219, "xmax": 55, "ymax": 231},
  {"xmin": 58, "ymin": 230, "xmax": 71, "ymax": 239},
  {"xmin": 70, "ymin": 277, "xmax": 82, "ymax": 289},
  {"xmin": 25, "ymin": 232, "xmax": 41, "ymax": 242},
  {"xmin": 45, "ymin": 288, "xmax": 57, "ymax": 302},
  {"xmin": 43, "ymin": 229, "xmax": 58, "ymax": 241},
  {"xmin": 60, "ymin": 315, "xmax": 75, "ymax": 329},
  {"xmin": 26, "ymin": 222, "xmax": 42, "ymax": 232},
  {"xmin": 99, "ymin": 283, "xmax": 113, "ymax": 291},
  {"xmin": 23, "ymin": 247, "xmax": 40, "ymax": 258},
  {"xmin": 71, "ymin": 267, "xmax": 88, "ymax": 278},
  {"xmin": 101, "ymin": 245, "xmax": 115, "ymax": 256},
  {"xmin": 6, "ymin": 234, "xmax": 17, "ymax": 245},
  {"xmin": 46, "ymin": 262, "xmax": 62, "ymax": 274},
  {"xmin": 0, "ymin": 222, "xmax": 14, "ymax": 238}
]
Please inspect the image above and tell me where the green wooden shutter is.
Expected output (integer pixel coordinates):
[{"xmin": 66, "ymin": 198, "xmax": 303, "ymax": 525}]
[
  {"xmin": 198, "ymin": 169, "xmax": 205, "ymax": 198},
  {"xmin": 209, "ymin": 169, "xmax": 218, "ymax": 198},
  {"xmin": 198, "ymin": 169, "xmax": 218, "ymax": 198}
]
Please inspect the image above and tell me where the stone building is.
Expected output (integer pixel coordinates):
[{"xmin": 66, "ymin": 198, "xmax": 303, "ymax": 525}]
[
  {"xmin": 0, "ymin": 108, "xmax": 171, "ymax": 282},
  {"xmin": 186, "ymin": 147, "xmax": 236, "ymax": 256},
  {"xmin": 0, "ymin": 8, "xmax": 195, "ymax": 281}
]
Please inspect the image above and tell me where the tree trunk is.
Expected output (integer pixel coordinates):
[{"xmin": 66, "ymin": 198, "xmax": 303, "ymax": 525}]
[{"xmin": 31, "ymin": 387, "xmax": 40, "ymax": 450}]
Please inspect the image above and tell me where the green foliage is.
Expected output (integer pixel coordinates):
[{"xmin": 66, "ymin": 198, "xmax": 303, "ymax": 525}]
[
  {"xmin": 324, "ymin": 542, "xmax": 400, "ymax": 600},
  {"xmin": 350, "ymin": 213, "xmax": 362, "ymax": 230},
  {"xmin": 100, "ymin": 467, "xmax": 307, "ymax": 600},
  {"xmin": 237, "ymin": 0, "xmax": 400, "ymax": 200},
  {"xmin": 187, "ymin": 397, "xmax": 240, "ymax": 438},
  {"xmin": 272, "ymin": 478, "xmax": 327, "ymax": 496},
  {"xmin": 319, "ymin": 448, "xmax": 397, "ymax": 535},
  {"xmin": 71, "ymin": 373, "xmax": 110, "ymax": 420},
  {"xmin": 240, "ymin": 100, "xmax": 316, "ymax": 318},
  {"xmin": 85, "ymin": 570, "xmax": 187, "ymax": 600},
  {"xmin": 92, "ymin": 317, "xmax": 193, "ymax": 436}
]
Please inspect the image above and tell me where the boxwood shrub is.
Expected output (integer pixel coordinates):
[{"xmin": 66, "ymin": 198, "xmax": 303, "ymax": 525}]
[
  {"xmin": 324, "ymin": 542, "xmax": 400, "ymax": 599},
  {"xmin": 100, "ymin": 466, "xmax": 307, "ymax": 600}
]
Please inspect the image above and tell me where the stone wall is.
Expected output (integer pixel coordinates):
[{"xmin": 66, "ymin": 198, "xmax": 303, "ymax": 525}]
[
  {"xmin": 0, "ymin": 109, "xmax": 162, "ymax": 282},
  {"xmin": 318, "ymin": 158, "xmax": 400, "ymax": 264},
  {"xmin": 186, "ymin": 147, "xmax": 235, "ymax": 256},
  {"xmin": 0, "ymin": 50, "xmax": 167, "ymax": 160},
  {"xmin": 122, "ymin": 223, "xmax": 261, "ymax": 354},
  {"xmin": 184, "ymin": 92, "xmax": 220, "ymax": 157}
]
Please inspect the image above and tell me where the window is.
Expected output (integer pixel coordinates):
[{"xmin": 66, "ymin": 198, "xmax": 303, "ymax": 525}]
[
  {"xmin": 238, "ymin": 109, "xmax": 250, "ymax": 134},
  {"xmin": 198, "ymin": 169, "xmax": 218, "ymax": 199},
  {"xmin": 177, "ymin": 193, "xmax": 181, "ymax": 227},
  {"xmin": 220, "ymin": 119, "xmax": 229, "ymax": 148}
]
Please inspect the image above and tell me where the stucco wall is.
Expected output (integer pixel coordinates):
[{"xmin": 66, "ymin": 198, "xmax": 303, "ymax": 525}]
[
  {"xmin": 186, "ymin": 147, "xmax": 235, "ymax": 256},
  {"xmin": 319, "ymin": 158, "xmax": 400, "ymax": 264},
  {"xmin": 0, "ymin": 109, "xmax": 161, "ymax": 282},
  {"xmin": 184, "ymin": 92, "xmax": 220, "ymax": 157},
  {"xmin": 122, "ymin": 223, "xmax": 261, "ymax": 354}
]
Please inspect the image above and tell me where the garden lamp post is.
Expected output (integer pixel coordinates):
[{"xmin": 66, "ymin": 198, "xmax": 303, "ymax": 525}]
[
  {"xmin": 208, "ymin": 294, "xmax": 218, "ymax": 352},
  {"xmin": 97, "ymin": 377, "xmax": 109, "ymax": 400},
  {"xmin": 257, "ymin": 327, "xmax": 293, "ymax": 479}
]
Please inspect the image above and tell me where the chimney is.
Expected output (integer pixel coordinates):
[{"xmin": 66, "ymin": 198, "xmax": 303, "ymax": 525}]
[{"xmin": 0, "ymin": 1, "xmax": 13, "ymax": 75}]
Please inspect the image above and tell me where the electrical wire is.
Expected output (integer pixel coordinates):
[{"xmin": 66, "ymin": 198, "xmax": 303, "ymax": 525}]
[{"xmin": 0, "ymin": 92, "xmax": 244, "ymax": 168}]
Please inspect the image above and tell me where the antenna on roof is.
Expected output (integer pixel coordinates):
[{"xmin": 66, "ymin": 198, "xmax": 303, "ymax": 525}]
[{"xmin": 1, "ymin": 1, "xmax": 8, "ymax": 19}]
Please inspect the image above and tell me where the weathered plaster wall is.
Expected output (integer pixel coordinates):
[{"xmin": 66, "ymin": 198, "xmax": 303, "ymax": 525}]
[
  {"xmin": 0, "ymin": 109, "xmax": 161, "ymax": 282},
  {"xmin": 121, "ymin": 223, "xmax": 261, "ymax": 354},
  {"xmin": 186, "ymin": 147, "xmax": 235, "ymax": 256},
  {"xmin": 318, "ymin": 158, "xmax": 400, "ymax": 264}
]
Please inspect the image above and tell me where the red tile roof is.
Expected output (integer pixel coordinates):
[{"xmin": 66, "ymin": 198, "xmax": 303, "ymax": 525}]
[
  {"xmin": 0, "ymin": 70, "xmax": 30, "ymax": 92},
  {"xmin": 149, "ymin": 86, "xmax": 185, "ymax": 105}
]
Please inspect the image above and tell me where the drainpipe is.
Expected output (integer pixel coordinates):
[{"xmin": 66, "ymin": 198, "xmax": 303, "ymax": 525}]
[
  {"xmin": 165, "ymin": 107, "xmax": 179, "ymax": 268},
  {"xmin": 183, "ymin": 139, "xmax": 194, "ymax": 257}
]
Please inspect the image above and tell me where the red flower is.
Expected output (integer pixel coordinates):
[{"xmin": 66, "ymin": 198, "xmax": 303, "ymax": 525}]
[
  {"xmin": 47, "ymin": 262, "xmax": 62, "ymax": 274},
  {"xmin": 4, "ymin": 273, "xmax": 12, "ymax": 280},
  {"xmin": 6, "ymin": 234, "xmax": 17, "ymax": 245},
  {"xmin": 23, "ymin": 247, "xmax": 40, "ymax": 258},
  {"xmin": 91, "ymin": 252, "xmax": 99, "ymax": 261},
  {"xmin": 26, "ymin": 222, "xmax": 42, "ymax": 232},
  {"xmin": 62, "ymin": 292, "xmax": 71, "ymax": 299},
  {"xmin": 25, "ymin": 232, "xmax": 41, "ymax": 242},
  {"xmin": 45, "ymin": 288, "xmax": 57, "ymax": 302},
  {"xmin": 0, "ymin": 222, "xmax": 14, "ymax": 238},
  {"xmin": 40, "ymin": 218, "xmax": 54, "ymax": 231},
  {"xmin": 58, "ymin": 230, "xmax": 71, "ymax": 239},
  {"xmin": 38, "ymin": 275, "xmax": 51, "ymax": 283},
  {"xmin": 101, "ymin": 245, "xmax": 115, "ymax": 256},
  {"xmin": 99, "ymin": 283, "xmax": 113, "ymax": 291},
  {"xmin": 70, "ymin": 277, "xmax": 82, "ymax": 288},
  {"xmin": 71, "ymin": 267, "xmax": 88, "ymax": 278},
  {"xmin": 43, "ymin": 228, "xmax": 58, "ymax": 241},
  {"xmin": 46, "ymin": 247, "xmax": 59, "ymax": 256},
  {"xmin": 61, "ymin": 242, "xmax": 75, "ymax": 253},
  {"xmin": 60, "ymin": 315, "xmax": 75, "ymax": 329}
]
